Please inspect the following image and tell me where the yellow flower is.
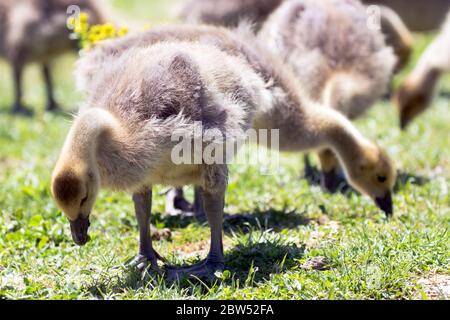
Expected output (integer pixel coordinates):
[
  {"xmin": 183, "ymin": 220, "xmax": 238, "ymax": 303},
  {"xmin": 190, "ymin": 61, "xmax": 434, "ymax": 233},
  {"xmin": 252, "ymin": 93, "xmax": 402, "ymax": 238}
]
[
  {"xmin": 79, "ymin": 12, "xmax": 89, "ymax": 24},
  {"xmin": 103, "ymin": 23, "xmax": 116, "ymax": 36},
  {"xmin": 71, "ymin": 14, "xmax": 132, "ymax": 49},
  {"xmin": 88, "ymin": 33, "xmax": 100, "ymax": 44},
  {"xmin": 117, "ymin": 26, "xmax": 129, "ymax": 37},
  {"xmin": 90, "ymin": 24, "xmax": 103, "ymax": 35},
  {"xmin": 74, "ymin": 24, "xmax": 88, "ymax": 34}
]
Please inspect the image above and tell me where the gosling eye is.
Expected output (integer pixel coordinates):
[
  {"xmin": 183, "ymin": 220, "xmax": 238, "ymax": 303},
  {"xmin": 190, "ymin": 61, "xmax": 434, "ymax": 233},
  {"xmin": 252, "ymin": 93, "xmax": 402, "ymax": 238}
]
[{"xmin": 377, "ymin": 176, "xmax": 387, "ymax": 183}]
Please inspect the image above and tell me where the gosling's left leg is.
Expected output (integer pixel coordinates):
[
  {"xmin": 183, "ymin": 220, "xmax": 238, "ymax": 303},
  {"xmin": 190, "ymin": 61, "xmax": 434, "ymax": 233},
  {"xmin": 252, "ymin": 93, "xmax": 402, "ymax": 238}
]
[
  {"xmin": 131, "ymin": 187, "xmax": 167, "ymax": 272},
  {"xmin": 42, "ymin": 64, "xmax": 60, "ymax": 112},
  {"xmin": 318, "ymin": 149, "xmax": 347, "ymax": 193},
  {"xmin": 165, "ymin": 187, "xmax": 194, "ymax": 217},
  {"xmin": 167, "ymin": 188, "xmax": 225, "ymax": 280},
  {"xmin": 165, "ymin": 187, "xmax": 206, "ymax": 218}
]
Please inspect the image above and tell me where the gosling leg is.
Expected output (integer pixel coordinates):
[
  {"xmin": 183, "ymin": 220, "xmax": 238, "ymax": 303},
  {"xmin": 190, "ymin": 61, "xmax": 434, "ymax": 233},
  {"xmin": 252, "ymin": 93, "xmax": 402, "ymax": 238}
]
[
  {"xmin": 167, "ymin": 188, "xmax": 225, "ymax": 281},
  {"xmin": 42, "ymin": 64, "xmax": 59, "ymax": 112},
  {"xmin": 303, "ymin": 153, "xmax": 321, "ymax": 184},
  {"xmin": 11, "ymin": 61, "xmax": 33, "ymax": 116},
  {"xmin": 131, "ymin": 187, "xmax": 167, "ymax": 272},
  {"xmin": 165, "ymin": 187, "xmax": 195, "ymax": 217},
  {"xmin": 318, "ymin": 149, "xmax": 342, "ymax": 193}
]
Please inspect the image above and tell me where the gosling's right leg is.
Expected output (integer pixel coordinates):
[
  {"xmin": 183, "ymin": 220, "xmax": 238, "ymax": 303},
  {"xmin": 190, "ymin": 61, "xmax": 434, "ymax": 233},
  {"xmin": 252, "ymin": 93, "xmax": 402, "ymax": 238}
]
[
  {"xmin": 166, "ymin": 188, "xmax": 225, "ymax": 281},
  {"xmin": 11, "ymin": 62, "xmax": 33, "ymax": 116},
  {"xmin": 131, "ymin": 187, "xmax": 167, "ymax": 272},
  {"xmin": 303, "ymin": 153, "xmax": 317, "ymax": 182},
  {"xmin": 166, "ymin": 165, "xmax": 227, "ymax": 281}
]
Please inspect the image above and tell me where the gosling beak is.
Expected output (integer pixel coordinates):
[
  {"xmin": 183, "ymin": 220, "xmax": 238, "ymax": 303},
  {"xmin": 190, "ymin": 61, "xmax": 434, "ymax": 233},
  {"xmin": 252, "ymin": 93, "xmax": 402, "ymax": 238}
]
[
  {"xmin": 375, "ymin": 192, "xmax": 393, "ymax": 217},
  {"xmin": 69, "ymin": 215, "xmax": 90, "ymax": 246}
]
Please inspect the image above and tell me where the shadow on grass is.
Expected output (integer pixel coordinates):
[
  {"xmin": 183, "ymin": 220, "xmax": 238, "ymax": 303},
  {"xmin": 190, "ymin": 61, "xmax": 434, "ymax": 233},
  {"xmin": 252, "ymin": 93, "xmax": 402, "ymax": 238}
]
[
  {"xmin": 84, "ymin": 235, "xmax": 305, "ymax": 297},
  {"xmin": 152, "ymin": 207, "xmax": 311, "ymax": 234},
  {"xmin": 439, "ymin": 90, "xmax": 450, "ymax": 99},
  {"xmin": 224, "ymin": 240, "xmax": 305, "ymax": 283}
]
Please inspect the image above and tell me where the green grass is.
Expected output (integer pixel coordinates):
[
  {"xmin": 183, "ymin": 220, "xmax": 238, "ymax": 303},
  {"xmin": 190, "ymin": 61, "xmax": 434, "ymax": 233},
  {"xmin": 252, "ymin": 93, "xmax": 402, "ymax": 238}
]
[{"xmin": 0, "ymin": 0, "xmax": 449, "ymax": 300}]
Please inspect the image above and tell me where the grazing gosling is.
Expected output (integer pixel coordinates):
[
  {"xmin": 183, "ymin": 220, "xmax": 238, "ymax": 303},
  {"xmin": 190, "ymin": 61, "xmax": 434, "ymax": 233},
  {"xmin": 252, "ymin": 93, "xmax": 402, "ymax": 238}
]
[
  {"xmin": 395, "ymin": 12, "xmax": 450, "ymax": 129},
  {"xmin": 52, "ymin": 41, "xmax": 272, "ymax": 278},
  {"xmin": 76, "ymin": 24, "xmax": 396, "ymax": 217},
  {"xmin": 53, "ymin": 27, "xmax": 395, "ymax": 277},
  {"xmin": 259, "ymin": 0, "xmax": 396, "ymax": 192},
  {"xmin": 0, "ymin": 0, "xmax": 105, "ymax": 115},
  {"xmin": 52, "ymin": 38, "xmax": 395, "ymax": 279},
  {"xmin": 176, "ymin": 0, "xmax": 284, "ymax": 31}
]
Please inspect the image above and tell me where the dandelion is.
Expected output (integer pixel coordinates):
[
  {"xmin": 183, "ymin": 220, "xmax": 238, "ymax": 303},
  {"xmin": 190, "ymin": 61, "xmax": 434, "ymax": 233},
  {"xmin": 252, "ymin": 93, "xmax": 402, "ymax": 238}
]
[
  {"xmin": 79, "ymin": 12, "xmax": 89, "ymax": 24},
  {"xmin": 117, "ymin": 26, "xmax": 129, "ymax": 37},
  {"xmin": 70, "ymin": 11, "xmax": 145, "ymax": 50}
]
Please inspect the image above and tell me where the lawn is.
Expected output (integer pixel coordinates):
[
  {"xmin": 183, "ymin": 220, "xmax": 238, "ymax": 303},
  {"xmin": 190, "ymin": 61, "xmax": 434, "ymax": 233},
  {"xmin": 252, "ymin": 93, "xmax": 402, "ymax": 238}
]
[{"xmin": 0, "ymin": 0, "xmax": 449, "ymax": 299}]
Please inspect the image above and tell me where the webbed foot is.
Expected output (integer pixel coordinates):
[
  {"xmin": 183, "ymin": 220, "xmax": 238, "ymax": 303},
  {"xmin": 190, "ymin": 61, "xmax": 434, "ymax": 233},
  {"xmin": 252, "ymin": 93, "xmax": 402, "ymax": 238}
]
[
  {"xmin": 130, "ymin": 249, "xmax": 166, "ymax": 274},
  {"xmin": 46, "ymin": 100, "xmax": 60, "ymax": 112},
  {"xmin": 11, "ymin": 105, "xmax": 33, "ymax": 117}
]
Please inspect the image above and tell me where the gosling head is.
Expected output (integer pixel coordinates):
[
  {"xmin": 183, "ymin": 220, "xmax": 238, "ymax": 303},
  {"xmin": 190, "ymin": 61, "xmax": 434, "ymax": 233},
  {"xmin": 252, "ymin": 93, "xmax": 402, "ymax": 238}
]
[
  {"xmin": 345, "ymin": 145, "xmax": 396, "ymax": 217},
  {"xmin": 51, "ymin": 166, "xmax": 100, "ymax": 246},
  {"xmin": 395, "ymin": 67, "xmax": 440, "ymax": 130},
  {"xmin": 394, "ymin": 81, "xmax": 433, "ymax": 130}
]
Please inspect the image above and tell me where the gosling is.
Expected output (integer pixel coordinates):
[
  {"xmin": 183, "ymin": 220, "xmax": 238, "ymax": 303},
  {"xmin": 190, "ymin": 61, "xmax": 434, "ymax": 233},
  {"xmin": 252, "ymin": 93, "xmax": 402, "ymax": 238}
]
[
  {"xmin": 0, "ymin": 0, "xmax": 105, "ymax": 115},
  {"xmin": 259, "ymin": 0, "xmax": 396, "ymax": 192},
  {"xmin": 52, "ymin": 28, "xmax": 396, "ymax": 279},
  {"xmin": 76, "ymin": 24, "xmax": 396, "ymax": 218},
  {"xmin": 395, "ymin": 11, "xmax": 450, "ymax": 129}
]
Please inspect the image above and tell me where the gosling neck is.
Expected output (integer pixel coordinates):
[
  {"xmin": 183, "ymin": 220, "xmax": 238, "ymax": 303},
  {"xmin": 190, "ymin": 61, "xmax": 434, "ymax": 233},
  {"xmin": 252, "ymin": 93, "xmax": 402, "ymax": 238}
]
[
  {"xmin": 62, "ymin": 108, "xmax": 121, "ymax": 165},
  {"xmin": 321, "ymin": 109, "xmax": 374, "ymax": 172},
  {"xmin": 411, "ymin": 65, "xmax": 441, "ymax": 95}
]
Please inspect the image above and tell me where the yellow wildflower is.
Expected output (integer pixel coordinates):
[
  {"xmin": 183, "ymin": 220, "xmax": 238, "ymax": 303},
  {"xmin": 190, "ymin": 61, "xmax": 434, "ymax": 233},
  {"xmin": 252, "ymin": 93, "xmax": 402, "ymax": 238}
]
[
  {"xmin": 117, "ymin": 26, "xmax": 129, "ymax": 37},
  {"xmin": 79, "ymin": 12, "xmax": 89, "ymax": 24}
]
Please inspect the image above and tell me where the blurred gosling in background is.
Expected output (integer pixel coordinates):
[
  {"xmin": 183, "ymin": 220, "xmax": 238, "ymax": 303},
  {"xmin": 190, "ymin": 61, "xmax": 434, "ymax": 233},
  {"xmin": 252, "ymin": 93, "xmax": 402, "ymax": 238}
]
[{"xmin": 0, "ymin": 0, "xmax": 106, "ymax": 115}]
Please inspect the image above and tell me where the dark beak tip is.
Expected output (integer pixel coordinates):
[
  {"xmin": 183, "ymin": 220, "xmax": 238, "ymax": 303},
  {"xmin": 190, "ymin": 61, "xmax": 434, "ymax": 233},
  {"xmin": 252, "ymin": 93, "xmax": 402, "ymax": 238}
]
[
  {"xmin": 72, "ymin": 233, "xmax": 90, "ymax": 246},
  {"xmin": 383, "ymin": 208, "xmax": 393, "ymax": 218},
  {"xmin": 375, "ymin": 193, "xmax": 393, "ymax": 218},
  {"xmin": 69, "ymin": 216, "xmax": 90, "ymax": 246}
]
